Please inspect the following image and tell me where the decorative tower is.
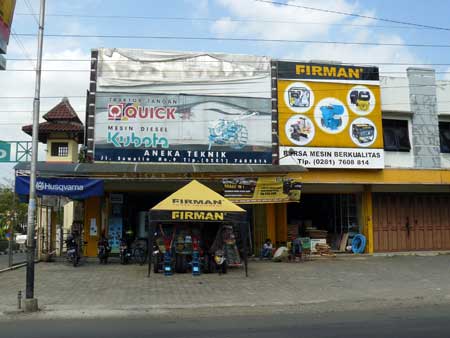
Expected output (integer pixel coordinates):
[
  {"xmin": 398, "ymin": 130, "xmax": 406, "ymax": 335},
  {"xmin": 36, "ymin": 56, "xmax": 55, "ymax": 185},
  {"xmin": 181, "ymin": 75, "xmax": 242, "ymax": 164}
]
[{"xmin": 22, "ymin": 97, "xmax": 84, "ymax": 163}]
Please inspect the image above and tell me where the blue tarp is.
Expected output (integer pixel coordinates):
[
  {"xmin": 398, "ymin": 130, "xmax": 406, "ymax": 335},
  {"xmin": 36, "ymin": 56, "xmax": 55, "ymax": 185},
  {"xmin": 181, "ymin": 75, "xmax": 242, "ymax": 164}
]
[{"xmin": 15, "ymin": 176, "xmax": 104, "ymax": 200}]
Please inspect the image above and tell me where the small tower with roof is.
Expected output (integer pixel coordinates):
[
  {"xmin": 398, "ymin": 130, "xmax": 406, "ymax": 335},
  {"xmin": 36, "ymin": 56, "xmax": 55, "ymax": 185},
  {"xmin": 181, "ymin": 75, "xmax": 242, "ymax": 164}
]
[{"xmin": 22, "ymin": 97, "xmax": 84, "ymax": 163}]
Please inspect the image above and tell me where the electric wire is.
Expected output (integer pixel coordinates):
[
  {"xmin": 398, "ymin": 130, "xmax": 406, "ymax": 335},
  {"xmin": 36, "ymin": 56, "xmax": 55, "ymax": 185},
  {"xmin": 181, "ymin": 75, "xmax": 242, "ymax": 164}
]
[
  {"xmin": 12, "ymin": 33, "xmax": 450, "ymax": 48},
  {"xmin": 254, "ymin": 0, "xmax": 450, "ymax": 32},
  {"xmin": 13, "ymin": 12, "xmax": 450, "ymax": 32}
]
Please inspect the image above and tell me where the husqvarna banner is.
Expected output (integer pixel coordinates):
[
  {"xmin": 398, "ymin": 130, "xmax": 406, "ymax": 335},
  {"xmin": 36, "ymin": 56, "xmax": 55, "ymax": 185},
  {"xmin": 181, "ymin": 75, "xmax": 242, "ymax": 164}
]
[
  {"xmin": 15, "ymin": 176, "xmax": 104, "ymax": 200},
  {"xmin": 277, "ymin": 61, "xmax": 384, "ymax": 169},
  {"xmin": 94, "ymin": 93, "xmax": 272, "ymax": 164}
]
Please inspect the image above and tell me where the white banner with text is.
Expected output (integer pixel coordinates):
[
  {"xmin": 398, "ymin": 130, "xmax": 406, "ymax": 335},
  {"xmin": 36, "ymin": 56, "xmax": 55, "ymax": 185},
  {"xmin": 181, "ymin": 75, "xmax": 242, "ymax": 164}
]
[{"xmin": 279, "ymin": 146, "xmax": 384, "ymax": 169}]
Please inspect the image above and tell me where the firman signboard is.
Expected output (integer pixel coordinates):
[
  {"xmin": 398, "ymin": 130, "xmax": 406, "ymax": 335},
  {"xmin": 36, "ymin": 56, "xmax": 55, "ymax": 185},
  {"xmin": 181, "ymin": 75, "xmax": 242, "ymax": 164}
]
[{"xmin": 277, "ymin": 61, "xmax": 384, "ymax": 169}]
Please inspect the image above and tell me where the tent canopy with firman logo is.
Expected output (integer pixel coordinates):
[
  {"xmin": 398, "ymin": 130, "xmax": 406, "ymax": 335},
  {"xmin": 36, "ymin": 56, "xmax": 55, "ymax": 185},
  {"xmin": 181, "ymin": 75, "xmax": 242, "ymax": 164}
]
[{"xmin": 148, "ymin": 180, "xmax": 249, "ymax": 277}]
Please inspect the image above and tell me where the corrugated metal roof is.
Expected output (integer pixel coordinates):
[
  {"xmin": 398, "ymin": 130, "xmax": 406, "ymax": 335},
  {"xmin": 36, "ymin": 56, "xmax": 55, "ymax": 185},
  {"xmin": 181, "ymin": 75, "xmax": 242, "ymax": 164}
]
[{"xmin": 14, "ymin": 162, "xmax": 306, "ymax": 178}]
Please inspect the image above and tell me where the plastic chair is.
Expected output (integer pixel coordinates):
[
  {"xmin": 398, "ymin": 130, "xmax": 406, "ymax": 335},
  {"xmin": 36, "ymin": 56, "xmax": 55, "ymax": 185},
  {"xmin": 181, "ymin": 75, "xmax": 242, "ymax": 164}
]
[{"xmin": 299, "ymin": 237, "xmax": 312, "ymax": 261}]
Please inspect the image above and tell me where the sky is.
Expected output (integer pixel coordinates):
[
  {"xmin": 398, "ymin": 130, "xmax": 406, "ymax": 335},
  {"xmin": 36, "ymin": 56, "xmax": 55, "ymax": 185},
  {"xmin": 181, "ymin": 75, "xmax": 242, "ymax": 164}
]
[{"xmin": 1, "ymin": 0, "xmax": 450, "ymax": 183}]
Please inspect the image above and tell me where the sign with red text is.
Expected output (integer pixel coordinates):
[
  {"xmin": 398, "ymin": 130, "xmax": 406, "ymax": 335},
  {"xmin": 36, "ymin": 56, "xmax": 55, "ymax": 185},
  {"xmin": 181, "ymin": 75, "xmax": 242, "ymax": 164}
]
[{"xmin": 94, "ymin": 93, "xmax": 272, "ymax": 164}]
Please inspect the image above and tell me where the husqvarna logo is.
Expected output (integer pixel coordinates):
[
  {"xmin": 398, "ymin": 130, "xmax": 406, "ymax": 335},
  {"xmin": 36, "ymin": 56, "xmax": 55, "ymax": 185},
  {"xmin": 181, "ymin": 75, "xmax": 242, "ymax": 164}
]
[{"xmin": 36, "ymin": 181, "xmax": 45, "ymax": 191}]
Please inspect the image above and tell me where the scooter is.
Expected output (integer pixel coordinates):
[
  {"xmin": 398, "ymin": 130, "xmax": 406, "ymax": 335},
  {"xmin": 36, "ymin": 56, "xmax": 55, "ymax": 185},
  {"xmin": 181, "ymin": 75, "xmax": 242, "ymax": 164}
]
[
  {"xmin": 97, "ymin": 237, "xmax": 111, "ymax": 264},
  {"xmin": 65, "ymin": 236, "xmax": 80, "ymax": 267},
  {"xmin": 119, "ymin": 238, "xmax": 132, "ymax": 265}
]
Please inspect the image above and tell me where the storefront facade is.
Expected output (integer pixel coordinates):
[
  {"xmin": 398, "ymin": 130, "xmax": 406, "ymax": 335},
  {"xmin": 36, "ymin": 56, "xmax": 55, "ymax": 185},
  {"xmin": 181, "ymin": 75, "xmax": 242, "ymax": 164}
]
[{"xmin": 16, "ymin": 48, "xmax": 450, "ymax": 256}]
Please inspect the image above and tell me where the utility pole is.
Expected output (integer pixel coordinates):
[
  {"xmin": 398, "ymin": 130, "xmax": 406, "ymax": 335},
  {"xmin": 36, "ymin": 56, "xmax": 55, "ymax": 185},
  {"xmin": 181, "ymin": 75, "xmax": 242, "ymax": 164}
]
[{"xmin": 24, "ymin": 0, "xmax": 46, "ymax": 313}]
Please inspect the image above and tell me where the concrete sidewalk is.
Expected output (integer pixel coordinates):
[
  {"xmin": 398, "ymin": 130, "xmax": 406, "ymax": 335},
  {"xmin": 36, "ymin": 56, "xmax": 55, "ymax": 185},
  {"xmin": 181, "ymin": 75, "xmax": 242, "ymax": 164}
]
[{"xmin": 1, "ymin": 255, "xmax": 449, "ymax": 318}]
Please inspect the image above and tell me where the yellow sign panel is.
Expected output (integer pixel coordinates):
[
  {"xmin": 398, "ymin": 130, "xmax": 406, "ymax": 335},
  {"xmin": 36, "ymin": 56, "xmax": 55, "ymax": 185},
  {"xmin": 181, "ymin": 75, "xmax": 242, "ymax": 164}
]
[
  {"xmin": 278, "ymin": 80, "xmax": 383, "ymax": 148},
  {"xmin": 152, "ymin": 180, "xmax": 245, "ymax": 212},
  {"xmin": 277, "ymin": 61, "xmax": 384, "ymax": 169},
  {"xmin": 0, "ymin": 0, "xmax": 16, "ymax": 27},
  {"xmin": 223, "ymin": 177, "xmax": 302, "ymax": 204}
]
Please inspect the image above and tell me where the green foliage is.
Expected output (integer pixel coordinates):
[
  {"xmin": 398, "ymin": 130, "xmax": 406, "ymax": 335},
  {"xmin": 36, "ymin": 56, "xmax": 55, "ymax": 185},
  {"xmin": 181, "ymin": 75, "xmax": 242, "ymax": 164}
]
[{"xmin": 0, "ymin": 185, "xmax": 28, "ymax": 239}]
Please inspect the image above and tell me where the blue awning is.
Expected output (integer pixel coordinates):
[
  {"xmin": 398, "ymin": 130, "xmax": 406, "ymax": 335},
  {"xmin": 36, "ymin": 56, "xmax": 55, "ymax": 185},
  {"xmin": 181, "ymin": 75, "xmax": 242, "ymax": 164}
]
[{"xmin": 15, "ymin": 176, "xmax": 104, "ymax": 200}]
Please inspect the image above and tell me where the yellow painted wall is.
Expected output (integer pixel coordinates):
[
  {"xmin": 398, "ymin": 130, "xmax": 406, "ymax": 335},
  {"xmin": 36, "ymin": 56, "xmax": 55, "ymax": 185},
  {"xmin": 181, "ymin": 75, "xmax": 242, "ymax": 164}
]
[
  {"xmin": 361, "ymin": 186, "xmax": 374, "ymax": 254},
  {"xmin": 46, "ymin": 139, "xmax": 79, "ymax": 163},
  {"xmin": 266, "ymin": 204, "xmax": 276, "ymax": 245},
  {"xmin": 291, "ymin": 168, "xmax": 450, "ymax": 185},
  {"xmin": 84, "ymin": 197, "xmax": 102, "ymax": 257},
  {"xmin": 275, "ymin": 203, "xmax": 288, "ymax": 244}
]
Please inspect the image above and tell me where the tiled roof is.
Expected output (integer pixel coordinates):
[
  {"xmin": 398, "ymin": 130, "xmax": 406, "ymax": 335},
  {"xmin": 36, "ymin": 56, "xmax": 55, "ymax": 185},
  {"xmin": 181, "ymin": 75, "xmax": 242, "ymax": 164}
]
[
  {"xmin": 22, "ymin": 122, "xmax": 84, "ymax": 134},
  {"xmin": 42, "ymin": 97, "xmax": 82, "ymax": 123}
]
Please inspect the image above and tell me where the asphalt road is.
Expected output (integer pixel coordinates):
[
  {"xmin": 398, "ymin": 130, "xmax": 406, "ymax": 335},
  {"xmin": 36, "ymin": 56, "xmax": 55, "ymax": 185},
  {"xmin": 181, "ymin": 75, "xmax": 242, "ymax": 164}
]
[{"xmin": 2, "ymin": 304, "xmax": 450, "ymax": 338}]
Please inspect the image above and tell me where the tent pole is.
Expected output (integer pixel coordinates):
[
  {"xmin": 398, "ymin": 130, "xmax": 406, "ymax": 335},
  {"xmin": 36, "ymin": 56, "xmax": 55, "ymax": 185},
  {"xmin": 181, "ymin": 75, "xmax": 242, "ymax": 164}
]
[
  {"xmin": 239, "ymin": 221, "xmax": 249, "ymax": 278},
  {"xmin": 147, "ymin": 218, "xmax": 155, "ymax": 278}
]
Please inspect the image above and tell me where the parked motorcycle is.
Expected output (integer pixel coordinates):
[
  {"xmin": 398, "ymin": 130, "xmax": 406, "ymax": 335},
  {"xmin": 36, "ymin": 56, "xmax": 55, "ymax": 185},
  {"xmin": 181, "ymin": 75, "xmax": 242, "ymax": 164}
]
[
  {"xmin": 119, "ymin": 238, "xmax": 132, "ymax": 265},
  {"xmin": 65, "ymin": 234, "xmax": 80, "ymax": 267},
  {"xmin": 97, "ymin": 236, "xmax": 111, "ymax": 264}
]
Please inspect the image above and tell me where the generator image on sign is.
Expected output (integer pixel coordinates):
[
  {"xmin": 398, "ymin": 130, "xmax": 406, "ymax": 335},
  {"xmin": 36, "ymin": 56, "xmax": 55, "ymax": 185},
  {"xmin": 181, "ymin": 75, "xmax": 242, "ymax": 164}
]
[
  {"xmin": 288, "ymin": 87, "xmax": 311, "ymax": 108},
  {"xmin": 314, "ymin": 98, "xmax": 349, "ymax": 134},
  {"xmin": 285, "ymin": 115, "xmax": 315, "ymax": 146},
  {"xmin": 283, "ymin": 82, "xmax": 315, "ymax": 114},
  {"xmin": 347, "ymin": 86, "xmax": 376, "ymax": 115},
  {"xmin": 349, "ymin": 118, "xmax": 377, "ymax": 147}
]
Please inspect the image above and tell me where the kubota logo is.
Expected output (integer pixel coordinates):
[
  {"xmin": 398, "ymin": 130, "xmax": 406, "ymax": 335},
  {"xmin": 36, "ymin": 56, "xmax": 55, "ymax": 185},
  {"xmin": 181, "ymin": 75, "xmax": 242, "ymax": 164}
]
[{"xmin": 108, "ymin": 103, "xmax": 177, "ymax": 121}]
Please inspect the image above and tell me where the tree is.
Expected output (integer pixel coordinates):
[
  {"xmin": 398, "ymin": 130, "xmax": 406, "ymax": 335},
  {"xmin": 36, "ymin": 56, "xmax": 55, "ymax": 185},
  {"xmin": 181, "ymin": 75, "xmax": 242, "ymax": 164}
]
[{"xmin": 0, "ymin": 184, "xmax": 28, "ymax": 239}]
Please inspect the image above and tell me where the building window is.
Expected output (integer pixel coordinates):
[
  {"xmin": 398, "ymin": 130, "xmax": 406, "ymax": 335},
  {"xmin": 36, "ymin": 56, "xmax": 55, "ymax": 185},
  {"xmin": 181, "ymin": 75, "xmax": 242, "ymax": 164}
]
[
  {"xmin": 51, "ymin": 142, "xmax": 69, "ymax": 157},
  {"xmin": 382, "ymin": 119, "xmax": 411, "ymax": 152},
  {"xmin": 439, "ymin": 122, "xmax": 450, "ymax": 153}
]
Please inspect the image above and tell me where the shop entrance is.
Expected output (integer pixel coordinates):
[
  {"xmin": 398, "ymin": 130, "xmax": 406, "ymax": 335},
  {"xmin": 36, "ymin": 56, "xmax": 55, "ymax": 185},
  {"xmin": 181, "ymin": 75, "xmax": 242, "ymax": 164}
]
[{"xmin": 287, "ymin": 193, "xmax": 360, "ymax": 251}]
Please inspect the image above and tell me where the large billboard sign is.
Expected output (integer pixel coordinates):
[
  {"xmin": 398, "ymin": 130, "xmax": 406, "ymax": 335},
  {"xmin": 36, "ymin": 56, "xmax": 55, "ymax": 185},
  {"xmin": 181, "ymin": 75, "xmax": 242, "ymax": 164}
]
[
  {"xmin": 277, "ymin": 62, "xmax": 384, "ymax": 169},
  {"xmin": 94, "ymin": 93, "xmax": 272, "ymax": 164},
  {"xmin": 0, "ymin": 0, "xmax": 16, "ymax": 54}
]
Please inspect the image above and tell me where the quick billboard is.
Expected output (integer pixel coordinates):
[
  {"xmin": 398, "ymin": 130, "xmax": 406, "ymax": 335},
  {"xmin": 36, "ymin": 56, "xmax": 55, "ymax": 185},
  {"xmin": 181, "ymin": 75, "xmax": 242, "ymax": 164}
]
[
  {"xmin": 94, "ymin": 93, "xmax": 272, "ymax": 164},
  {"xmin": 277, "ymin": 61, "xmax": 384, "ymax": 169}
]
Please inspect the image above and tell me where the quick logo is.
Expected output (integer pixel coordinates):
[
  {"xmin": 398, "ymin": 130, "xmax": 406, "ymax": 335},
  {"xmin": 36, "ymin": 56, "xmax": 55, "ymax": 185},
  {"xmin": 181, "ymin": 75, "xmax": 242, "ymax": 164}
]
[{"xmin": 108, "ymin": 103, "xmax": 177, "ymax": 121}]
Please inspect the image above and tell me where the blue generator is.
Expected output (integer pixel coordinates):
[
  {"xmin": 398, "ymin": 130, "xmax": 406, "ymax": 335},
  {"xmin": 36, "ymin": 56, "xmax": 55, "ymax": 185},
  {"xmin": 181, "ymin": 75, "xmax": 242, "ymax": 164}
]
[{"xmin": 320, "ymin": 105, "xmax": 345, "ymax": 131}]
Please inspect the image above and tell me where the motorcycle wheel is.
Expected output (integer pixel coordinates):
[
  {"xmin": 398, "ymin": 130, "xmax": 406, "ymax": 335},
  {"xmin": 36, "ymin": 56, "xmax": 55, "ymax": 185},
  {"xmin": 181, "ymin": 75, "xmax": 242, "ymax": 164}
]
[
  {"xmin": 175, "ymin": 254, "xmax": 187, "ymax": 273},
  {"xmin": 153, "ymin": 253, "xmax": 159, "ymax": 274},
  {"xmin": 135, "ymin": 248, "xmax": 146, "ymax": 266},
  {"xmin": 120, "ymin": 254, "xmax": 126, "ymax": 265},
  {"xmin": 221, "ymin": 261, "xmax": 228, "ymax": 274},
  {"xmin": 73, "ymin": 257, "xmax": 78, "ymax": 267}
]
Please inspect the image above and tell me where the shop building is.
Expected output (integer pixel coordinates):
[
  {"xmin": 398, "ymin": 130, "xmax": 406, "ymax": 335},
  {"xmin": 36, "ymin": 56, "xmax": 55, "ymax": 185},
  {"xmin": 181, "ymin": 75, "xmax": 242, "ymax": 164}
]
[{"xmin": 15, "ymin": 48, "xmax": 450, "ymax": 257}]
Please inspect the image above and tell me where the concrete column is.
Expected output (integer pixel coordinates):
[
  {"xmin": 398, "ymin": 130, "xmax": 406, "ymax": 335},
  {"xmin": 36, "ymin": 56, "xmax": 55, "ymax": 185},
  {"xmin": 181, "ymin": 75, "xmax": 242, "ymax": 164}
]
[
  {"xmin": 407, "ymin": 68, "xmax": 441, "ymax": 168},
  {"xmin": 362, "ymin": 185, "xmax": 374, "ymax": 254}
]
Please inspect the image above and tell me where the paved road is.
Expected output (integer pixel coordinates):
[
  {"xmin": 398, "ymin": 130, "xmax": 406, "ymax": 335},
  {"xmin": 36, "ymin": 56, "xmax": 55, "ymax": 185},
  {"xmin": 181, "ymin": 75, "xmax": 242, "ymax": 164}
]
[
  {"xmin": 2, "ymin": 304, "xmax": 450, "ymax": 338},
  {"xmin": 2, "ymin": 255, "xmax": 450, "ymax": 315},
  {"xmin": 0, "ymin": 252, "xmax": 26, "ymax": 270}
]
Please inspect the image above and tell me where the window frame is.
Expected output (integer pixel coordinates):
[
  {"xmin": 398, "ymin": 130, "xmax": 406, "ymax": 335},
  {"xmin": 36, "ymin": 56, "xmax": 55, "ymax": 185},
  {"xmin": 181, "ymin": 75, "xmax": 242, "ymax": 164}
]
[
  {"xmin": 51, "ymin": 142, "xmax": 69, "ymax": 157},
  {"xmin": 439, "ymin": 121, "xmax": 450, "ymax": 154},
  {"xmin": 382, "ymin": 118, "xmax": 411, "ymax": 152}
]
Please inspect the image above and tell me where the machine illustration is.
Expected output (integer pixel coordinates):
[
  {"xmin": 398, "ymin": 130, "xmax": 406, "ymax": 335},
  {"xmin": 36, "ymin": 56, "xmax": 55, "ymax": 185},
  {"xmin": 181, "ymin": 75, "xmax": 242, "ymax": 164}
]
[
  {"xmin": 352, "ymin": 123, "xmax": 375, "ymax": 144},
  {"xmin": 208, "ymin": 113, "xmax": 257, "ymax": 150},
  {"xmin": 288, "ymin": 87, "xmax": 311, "ymax": 108},
  {"xmin": 288, "ymin": 116, "xmax": 312, "ymax": 142},
  {"xmin": 350, "ymin": 90, "xmax": 371, "ymax": 111},
  {"xmin": 320, "ymin": 104, "xmax": 345, "ymax": 131}
]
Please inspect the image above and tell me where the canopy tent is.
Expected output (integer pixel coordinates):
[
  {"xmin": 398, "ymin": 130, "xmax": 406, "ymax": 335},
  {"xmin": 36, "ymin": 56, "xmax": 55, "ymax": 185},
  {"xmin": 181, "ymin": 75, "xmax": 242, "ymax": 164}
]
[{"xmin": 148, "ymin": 180, "xmax": 249, "ymax": 277}]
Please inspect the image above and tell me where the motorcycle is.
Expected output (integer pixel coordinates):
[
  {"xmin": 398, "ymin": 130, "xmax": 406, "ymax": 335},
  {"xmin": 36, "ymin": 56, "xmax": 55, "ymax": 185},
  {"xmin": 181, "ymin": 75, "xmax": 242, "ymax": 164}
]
[
  {"xmin": 65, "ymin": 235, "xmax": 80, "ymax": 267},
  {"xmin": 97, "ymin": 237, "xmax": 111, "ymax": 264},
  {"xmin": 119, "ymin": 238, "xmax": 132, "ymax": 265}
]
